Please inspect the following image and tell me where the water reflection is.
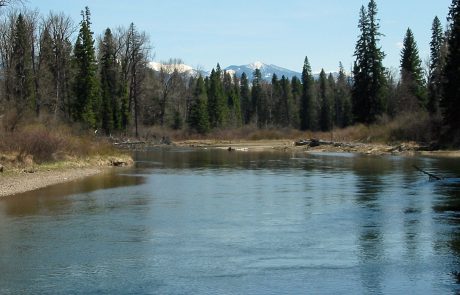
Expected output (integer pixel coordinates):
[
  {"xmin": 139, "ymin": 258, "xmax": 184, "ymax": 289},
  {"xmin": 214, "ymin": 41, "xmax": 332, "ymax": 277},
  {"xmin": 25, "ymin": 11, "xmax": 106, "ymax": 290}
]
[
  {"xmin": 1, "ymin": 149, "xmax": 460, "ymax": 293},
  {"xmin": 0, "ymin": 171, "xmax": 145, "ymax": 217}
]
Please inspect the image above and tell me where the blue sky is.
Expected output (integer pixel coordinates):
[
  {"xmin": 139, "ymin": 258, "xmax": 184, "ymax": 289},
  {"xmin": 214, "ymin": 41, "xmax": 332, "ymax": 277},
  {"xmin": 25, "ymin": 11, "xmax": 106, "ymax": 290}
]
[{"xmin": 28, "ymin": 0, "xmax": 451, "ymax": 73}]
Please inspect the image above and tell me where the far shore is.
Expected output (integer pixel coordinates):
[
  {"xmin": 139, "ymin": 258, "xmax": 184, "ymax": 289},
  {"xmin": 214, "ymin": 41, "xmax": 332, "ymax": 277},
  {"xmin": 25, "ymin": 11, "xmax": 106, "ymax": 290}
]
[{"xmin": 174, "ymin": 139, "xmax": 460, "ymax": 157}]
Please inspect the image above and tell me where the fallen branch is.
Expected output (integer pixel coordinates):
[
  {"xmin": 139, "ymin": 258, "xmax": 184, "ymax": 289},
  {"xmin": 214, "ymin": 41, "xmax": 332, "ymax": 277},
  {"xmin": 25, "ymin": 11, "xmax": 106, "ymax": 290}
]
[{"xmin": 413, "ymin": 165, "xmax": 443, "ymax": 181}]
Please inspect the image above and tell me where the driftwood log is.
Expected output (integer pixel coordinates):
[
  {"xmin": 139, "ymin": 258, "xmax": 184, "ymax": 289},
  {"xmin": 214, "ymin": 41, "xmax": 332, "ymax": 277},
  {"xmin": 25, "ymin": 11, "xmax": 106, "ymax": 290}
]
[{"xmin": 413, "ymin": 165, "xmax": 443, "ymax": 181}]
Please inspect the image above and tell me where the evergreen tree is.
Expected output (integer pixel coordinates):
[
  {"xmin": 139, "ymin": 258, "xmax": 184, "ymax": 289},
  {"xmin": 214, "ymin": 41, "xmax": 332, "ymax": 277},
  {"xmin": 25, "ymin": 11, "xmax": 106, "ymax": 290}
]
[
  {"xmin": 352, "ymin": 0, "xmax": 386, "ymax": 124},
  {"xmin": 37, "ymin": 25, "xmax": 55, "ymax": 115},
  {"xmin": 290, "ymin": 76, "xmax": 302, "ymax": 128},
  {"xmin": 280, "ymin": 75, "xmax": 292, "ymax": 127},
  {"xmin": 335, "ymin": 62, "xmax": 352, "ymax": 127},
  {"xmin": 271, "ymin": 73, "xmax": 283, "ymax": 126},
  {"xmin": 240, "ymin": 72, "xmax": 251, "ymax": 124},
  {"xmin": 207, "ymin": 64, "xmax": 226, "ymax": 128},
  {"xmin": 99, "ymin": 28, "xmax": 119, "ymax": 134},
  {"xmin": 223, "ymin": 71, "xmax": 241, "ymax": 127},
  {"xmin": 252, "ymin": 68, "xmax": 265, "ymax": 127},
  {"xmin": 400, "ymin": 28, "xmax": 426, "ymax": 111},
  {"xmin": 442, "ymin": 0, "xmax": 460, "ymax": 139},
  {"xmin": 428, "ymin": 16, "xmax": 445, "ymax": 115},
  {"xmin": 73, "ymin": 7, "xmax": 100, "ymax": 128},
  {"xmin": 319, "ymin": 69, "xmax": 332, "ymax": 131},
  {"xmin": 10, "ymin": 13, "xmax": 35, "ymax": 126},
  {"xmin": 299, "ymin": 56, "xmax": 315, "ymax": 130}
]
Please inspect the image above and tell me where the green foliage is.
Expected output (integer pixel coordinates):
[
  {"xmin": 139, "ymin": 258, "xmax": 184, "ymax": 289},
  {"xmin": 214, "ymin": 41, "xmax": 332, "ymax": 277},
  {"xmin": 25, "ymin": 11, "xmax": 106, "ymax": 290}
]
[
  {"xmin": 352, "ymin": 0, "xmax": 387, "ymax": 124},
  {"xmin": 318, "ymin": 69, "xmax": 332, "ymax": 131},
  {"xmin": 240, "ymin": 72, "xmax": 251, "ymax": 124},
  {"xmin": 400, "ymin": 28, "xmax": 426, "ymax": 110},
  {"xmin": 188, "ymin": 76, "xmax": 210, "ymax": 134},
  {"xmin": 299, "ymin": 56, "xmax": 315, "ymax": 130},
  {"xmin": 207, "ymin": 64, "xmax": 226, "ymax": 128},
  {"xmin": 72, "ymin": 7, "xmax": 101, "ymax": 129},
  {"xmin": 11, "ymin": 14, "xmax": 35, "ymax": 122},
  {"xmin": 428, "ymin": 16, "xmax": 445, "ymax": 115},
  {"xmin": 335, "ymin": 62, "xmax": 352, "ymax": 128},
  {"xmin": 442, "ymin": 0, "xmax": 460, "ymax": 140},
  {"xmin": 99, "ymin": 28, "xmax": 120, "ymax": 134}
]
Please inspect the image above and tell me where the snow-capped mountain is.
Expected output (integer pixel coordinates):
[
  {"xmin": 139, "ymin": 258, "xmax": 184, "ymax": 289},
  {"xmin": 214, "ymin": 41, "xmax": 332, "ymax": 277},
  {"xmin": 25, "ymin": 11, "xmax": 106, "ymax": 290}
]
[
  {"xmin": 224, "ymin": 61, "xmax": 301, "ymax": 81},
  {"xmin": 147, "ymin": 61, "xmax": 209, "ymax": 77}
]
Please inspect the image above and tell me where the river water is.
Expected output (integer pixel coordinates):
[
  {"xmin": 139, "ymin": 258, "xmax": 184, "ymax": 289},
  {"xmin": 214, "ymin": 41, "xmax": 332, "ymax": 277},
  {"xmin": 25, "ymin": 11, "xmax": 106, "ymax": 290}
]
[{"xmin": 1, "ymin": 148, "xmax": 460, "ymax": 294}]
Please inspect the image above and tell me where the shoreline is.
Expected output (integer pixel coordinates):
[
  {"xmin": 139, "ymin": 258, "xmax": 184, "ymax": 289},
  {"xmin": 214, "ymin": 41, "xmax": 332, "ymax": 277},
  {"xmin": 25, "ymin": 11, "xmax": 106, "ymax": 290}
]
[
  {"xmin": 174, "ymin": 139, "xmax": 460, "ymax": 157},
  {"xmin": 0, "ymin": 167, "xmax": 107, "ymax": 198}
]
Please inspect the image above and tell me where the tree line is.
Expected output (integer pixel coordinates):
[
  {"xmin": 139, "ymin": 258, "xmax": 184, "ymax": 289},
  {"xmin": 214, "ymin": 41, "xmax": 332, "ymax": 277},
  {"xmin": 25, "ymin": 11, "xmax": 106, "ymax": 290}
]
[{"xmin": 1, "ymin": 0, "xmax": 460, "ymax": 144}]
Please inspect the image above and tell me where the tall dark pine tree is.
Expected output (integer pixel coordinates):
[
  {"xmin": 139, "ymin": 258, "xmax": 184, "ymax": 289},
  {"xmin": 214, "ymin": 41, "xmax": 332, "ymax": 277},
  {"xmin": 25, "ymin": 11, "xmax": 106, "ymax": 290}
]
[
  {"xmin": 319, "ymin": 69, "xmax": 332, "ymax": 131},
  {"xmin": 400, "ymin": 28, "xmax": 426, "ymax": 111},
  {"xmin": 291, "ymin": 76, "xmax": 302, "ymax": 128},
  {"xmin": 428, "ymin": 16, "xmax": 445, "ymax": 115},
  {"xmin": 240, "ymin": 72, "xmax": 251, "ymax": 124},
  {"xmin": 99, "ymin": 28, "xmax": 119, "ymax": 134},
  {"xmin": 188, "ymin": 75, "xmax": 209, "ymax": 134},
  {"xmin": 335, "ymin": 62, "xmax": 352, "ymax": 128},
  {"xmin": 299, "ymin": 56, "xmax": 315, "ymax": 130},
  {"xmin": 352, "ymin": 0, "xmax": 386, "ymax": 124},
  {"xmin": 37, "ymin": 25, "xmax": 55, "ymax": 115},
  {"xmin": 280, "ymin": 75, "xmax": 292, "ymax": 127},
  {"xmin": 207, "ymin": 64, "xmax": 226, "ymax": 128},
  {"xmin": 10, "ymin": 13, "xmax": 34, "ymax": 129},
  {"xmin": 252, "ymin": 68, "xmax": 266, "ymax": 127},
  {"xmin": 73, "ymin": 7, "xmax": 100, "ymax": 128},
  {"xmin": 442, "ymin": 0, "xmax": 460, "ymax": 140}
]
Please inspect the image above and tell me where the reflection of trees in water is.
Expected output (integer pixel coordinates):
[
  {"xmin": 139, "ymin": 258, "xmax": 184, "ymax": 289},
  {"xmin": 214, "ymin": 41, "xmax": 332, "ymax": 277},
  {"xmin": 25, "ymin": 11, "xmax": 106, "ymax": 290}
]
[
  {"xmin": 352, "ymin": 156, "xmax": 388, "ymax": 293},
  {"xmin": 1, "ymin": 173, "xmax": 145, "ymax": 217},
  {"xmin": 433, "ymin": 182, "xmax": 460, "ymax": 287}
]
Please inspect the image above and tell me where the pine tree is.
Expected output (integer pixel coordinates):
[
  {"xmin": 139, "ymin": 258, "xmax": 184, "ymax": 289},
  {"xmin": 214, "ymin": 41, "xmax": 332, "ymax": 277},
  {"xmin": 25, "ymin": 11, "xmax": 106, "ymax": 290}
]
[
  {"xmin": 37, "ymin": 25, "xmax": 56, "ymax": 115},
  {"xmin": 299, "ymin": 56, "xmax": 315, "ymax": 130},
  {"xmin": 352, "ymin": 0, "xmax": 387, "ymax": 124},
  {"xmin": 400, "ymin": 28, "xmax": 426, "ymax": 111},
  {"xmin": 73, "ymin": 7, "xmax": 100, "ymax": 128},
  {"xmin": 290, "ymin": 76, "xmax": 302, "ymax": 128},
  {"xmin": 240, "ymin": 72, "xmax": 251, "ymax": 124},
  {"xmin": 99, "ymin": 28, "xmax": 120, "ymax": 134},
  {"xmin": 252, "ymin": 68, "xmax": 265, "ymax": 127},
  {"xmin": 207, "ymin": 64, "xmax": 226, "ymax": 128},
  {"xmin": 335, "ymin": 62, "xmax": 352, "ymax": 127},
  {"xmin": 11, "ymin": 14, "xmax": 34, "ymax": 116},
  {"xmin": 280, "ymin": 75, "xmax": 292, "ymax": 127},
  {"xmin": 223, "ymin": 71, "xmax": 241, "ymax": 127},
  {"xmin": 319, "ymin": 69, "xmax": 332, "ymax": 131},
  {"xmin": 428, "ymin": 16, "xmax": 445, "ymax": 115},
  {"xmin": 442, "ymin": 0, "xmax": 460, "ymax": 139},
  {"xmin": 188, "ymin": 76, "xmax": 210, "ymax": 134}
]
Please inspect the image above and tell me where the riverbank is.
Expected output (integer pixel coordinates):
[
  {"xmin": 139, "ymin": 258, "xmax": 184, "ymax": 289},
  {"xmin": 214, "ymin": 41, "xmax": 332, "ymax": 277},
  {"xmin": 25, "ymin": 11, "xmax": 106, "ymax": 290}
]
[
  {"xmin": 0, "ymin": 154, "xmax": 133, "ymax": 198},
  {"xmin": 0, "ymin": 167, "xmax": 105, "ymax": 198},
  {"xmin": 174, "ymin": 139, "xmax": 460, "ymax": 157}
]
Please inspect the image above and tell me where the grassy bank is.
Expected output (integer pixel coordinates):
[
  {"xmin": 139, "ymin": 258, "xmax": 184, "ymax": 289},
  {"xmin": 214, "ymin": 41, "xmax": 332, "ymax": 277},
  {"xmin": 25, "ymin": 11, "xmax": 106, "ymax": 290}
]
[{"xmin": 0, "ymin": 124, "xmax": 132, "ymax": 175}]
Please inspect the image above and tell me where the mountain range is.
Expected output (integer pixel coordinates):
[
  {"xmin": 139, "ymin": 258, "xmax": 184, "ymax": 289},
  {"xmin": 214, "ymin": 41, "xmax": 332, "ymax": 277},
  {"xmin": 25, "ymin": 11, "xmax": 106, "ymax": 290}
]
[{"xmin": 148, "ymin": 61, "xmax": 337, "ymax": 81}]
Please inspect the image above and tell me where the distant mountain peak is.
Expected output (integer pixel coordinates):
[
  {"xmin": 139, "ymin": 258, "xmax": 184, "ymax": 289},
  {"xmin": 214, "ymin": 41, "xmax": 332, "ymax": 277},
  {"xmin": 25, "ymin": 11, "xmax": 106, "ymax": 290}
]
[
  {"xmin": 248, "ymin": 61, "xmax": 266, "ymax": 70},
  {"xmin": 224, "ymin": 62, "xmax": 300, "ymax": 81}
]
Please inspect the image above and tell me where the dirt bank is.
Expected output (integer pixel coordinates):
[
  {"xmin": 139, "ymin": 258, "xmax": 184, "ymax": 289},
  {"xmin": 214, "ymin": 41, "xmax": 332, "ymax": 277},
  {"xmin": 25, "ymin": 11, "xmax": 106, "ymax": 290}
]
[
  {"xmin": 175, "ymin": 139, "xmax": 459, "ymax": 157},
  {"xmin": 0, "ymin": 167, "xmax": 106, "ymax": 198}
]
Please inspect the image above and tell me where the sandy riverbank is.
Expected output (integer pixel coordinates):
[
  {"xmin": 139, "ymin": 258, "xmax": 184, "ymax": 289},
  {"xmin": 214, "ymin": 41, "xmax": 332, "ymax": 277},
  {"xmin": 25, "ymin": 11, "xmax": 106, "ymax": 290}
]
[{"xmin": 0, "ymin": 167, "xmax": 107, "ymax": 198}]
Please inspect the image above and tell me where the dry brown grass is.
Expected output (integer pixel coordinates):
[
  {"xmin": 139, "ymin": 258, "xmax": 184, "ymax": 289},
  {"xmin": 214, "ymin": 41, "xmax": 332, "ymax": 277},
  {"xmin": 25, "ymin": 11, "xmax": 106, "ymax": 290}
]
[{"xmin": 0, "ymin": 123, "xmax": 125, "ymax": 168}]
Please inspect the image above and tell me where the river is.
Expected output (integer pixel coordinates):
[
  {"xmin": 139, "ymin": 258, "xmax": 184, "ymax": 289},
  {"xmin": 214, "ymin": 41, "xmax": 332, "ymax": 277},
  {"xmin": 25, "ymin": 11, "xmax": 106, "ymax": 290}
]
[{"xmin": 1, "ymin": 148, "xmax": 460, "ymax": 294}]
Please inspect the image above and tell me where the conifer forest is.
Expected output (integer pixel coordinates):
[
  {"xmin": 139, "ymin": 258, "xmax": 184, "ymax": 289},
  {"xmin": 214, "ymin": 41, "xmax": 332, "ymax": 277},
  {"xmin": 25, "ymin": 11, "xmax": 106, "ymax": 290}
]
[{"xmin": 1, "ymin": 0, "xmax": 460, "ymax": 146}]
